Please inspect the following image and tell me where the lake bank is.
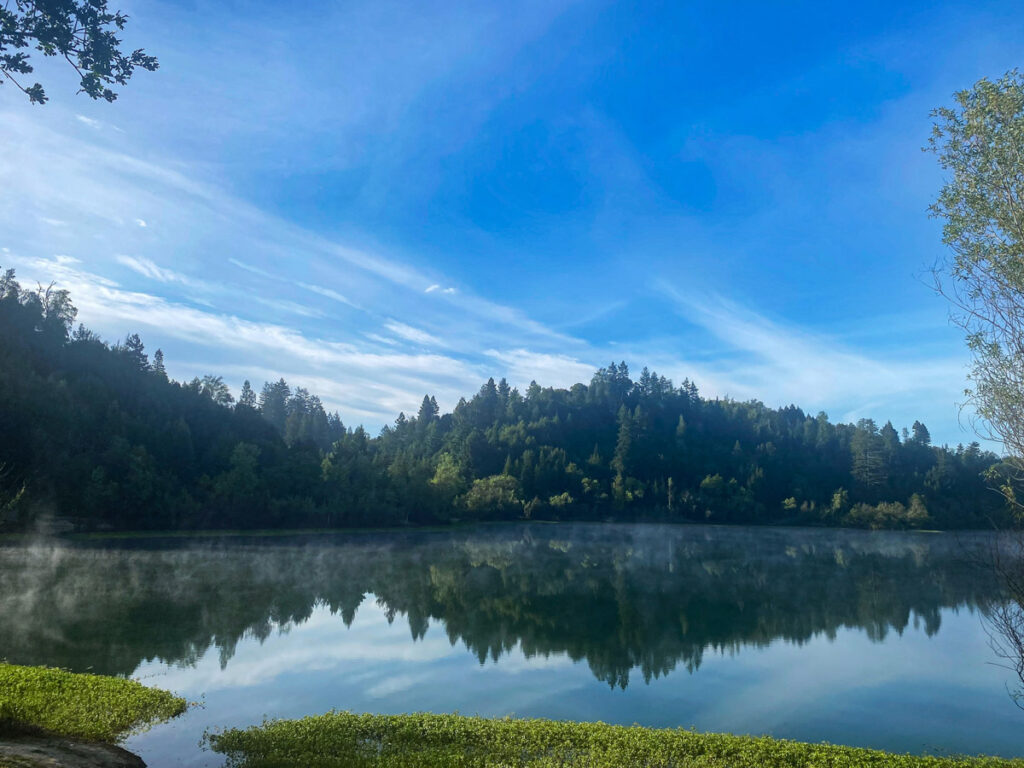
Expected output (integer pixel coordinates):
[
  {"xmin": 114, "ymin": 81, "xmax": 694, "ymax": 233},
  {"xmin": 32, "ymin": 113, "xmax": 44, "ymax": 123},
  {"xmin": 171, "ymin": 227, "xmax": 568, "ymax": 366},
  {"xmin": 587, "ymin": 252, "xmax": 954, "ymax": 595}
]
[
  {"xmin": 0, "ymin": 516, "xmax": 976, "ymax": 543},
  {"xmin": 3, "ymin": 674, "xmax": 1019, "ymax": 768}
]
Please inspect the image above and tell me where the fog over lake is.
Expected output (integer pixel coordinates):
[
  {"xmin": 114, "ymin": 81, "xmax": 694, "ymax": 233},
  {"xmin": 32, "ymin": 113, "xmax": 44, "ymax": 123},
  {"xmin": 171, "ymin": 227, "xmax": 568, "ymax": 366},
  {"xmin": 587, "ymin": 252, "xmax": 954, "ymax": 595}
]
[{"xmin": 1, "ymin": 523, "xmax": 1021, "ymax": 766}]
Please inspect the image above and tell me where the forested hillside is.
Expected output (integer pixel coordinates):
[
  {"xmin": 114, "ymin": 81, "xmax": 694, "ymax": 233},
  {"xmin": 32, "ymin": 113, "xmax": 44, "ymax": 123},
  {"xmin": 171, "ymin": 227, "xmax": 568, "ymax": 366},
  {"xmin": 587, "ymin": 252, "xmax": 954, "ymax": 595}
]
[{"xmin": 0, "ymin": 268, "xmax": 1009, "ymax": 531}]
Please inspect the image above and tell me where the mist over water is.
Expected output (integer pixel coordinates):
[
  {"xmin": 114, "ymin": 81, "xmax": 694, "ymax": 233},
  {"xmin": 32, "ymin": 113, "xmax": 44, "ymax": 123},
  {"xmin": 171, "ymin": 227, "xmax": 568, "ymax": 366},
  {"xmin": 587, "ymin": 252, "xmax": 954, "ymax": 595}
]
[{"xmin": 1, "ymin": 523, "xmax": 1021, "ymax": 765}]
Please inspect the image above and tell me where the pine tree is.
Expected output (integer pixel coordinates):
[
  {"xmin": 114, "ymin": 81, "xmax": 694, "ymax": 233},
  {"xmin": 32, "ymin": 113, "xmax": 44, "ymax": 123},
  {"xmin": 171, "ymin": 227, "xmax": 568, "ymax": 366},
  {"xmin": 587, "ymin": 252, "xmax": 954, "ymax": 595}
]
[
  {"xmin": 416, "ymin": 395, "xmax": 439, "ymax": 427},
  {"xmin": 612, "ymin": 405, "xmax": 633, "ymax": 476},
  {"xmin": 121, "ymin": 333, "xmax": 147, "ymax": 371},
  {"xmin": 851, "ymin": 421, "xmax": 886, "ymax": 490},
  {"xmin": 239, "ymin": 380, "xmax": 257, "ymax": 410},
  {"xmin": 152, "ymin": 349, "xmax": 167, "ymax": 380},
  {"xmin": 259, "ymin": 379, "xmax": 291, "ymax": 433}
]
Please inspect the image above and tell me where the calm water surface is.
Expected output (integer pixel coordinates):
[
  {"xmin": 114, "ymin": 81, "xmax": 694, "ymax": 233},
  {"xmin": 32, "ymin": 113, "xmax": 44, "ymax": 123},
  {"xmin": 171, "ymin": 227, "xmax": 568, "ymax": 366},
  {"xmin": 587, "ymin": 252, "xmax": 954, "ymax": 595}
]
[{"xmin": 1, "ymin": 523, "xmax": 1022, "ymax": 766}]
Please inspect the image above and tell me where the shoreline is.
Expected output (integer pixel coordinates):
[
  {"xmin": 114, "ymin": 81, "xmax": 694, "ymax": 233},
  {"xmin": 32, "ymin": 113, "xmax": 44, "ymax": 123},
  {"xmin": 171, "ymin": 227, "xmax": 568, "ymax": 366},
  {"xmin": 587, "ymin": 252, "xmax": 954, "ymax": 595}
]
[{"xmin": 0, "ymin": 517, "xmax": 976, "ymax": 542}]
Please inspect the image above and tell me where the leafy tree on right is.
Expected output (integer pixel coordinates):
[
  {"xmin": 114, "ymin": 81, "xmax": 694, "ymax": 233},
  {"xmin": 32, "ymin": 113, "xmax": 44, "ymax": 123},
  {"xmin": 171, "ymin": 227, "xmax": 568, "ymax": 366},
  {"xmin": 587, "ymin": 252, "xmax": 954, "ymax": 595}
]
[{"xmin": 928, "ymin": 68, "xmax": 1024, "ymax": 706}]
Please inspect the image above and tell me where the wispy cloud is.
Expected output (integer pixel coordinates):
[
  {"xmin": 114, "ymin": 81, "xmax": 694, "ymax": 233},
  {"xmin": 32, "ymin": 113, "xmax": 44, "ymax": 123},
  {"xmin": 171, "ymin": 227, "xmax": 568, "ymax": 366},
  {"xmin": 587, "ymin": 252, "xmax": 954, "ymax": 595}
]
[
  {"xmin": 656, "ymin": 281, "xmax": 971, "ymax": 436},
  {"xmin": 384, "ymin": 320, "xmax": 442, "ymax": 347},
  {"xmin": 0, "ymin": 109, "xmax": 600, "ymax": 429},
  {"xmin": 365, "ymin": 333, "xmax": 399, "ymax": 346},
  {"xmin": 298, "ymin": 282, "xmax": 361, "ymax": 310},
  {"xmin": 116, "ymin": 254, "xmax": 204, "ymax": 288},
  {"xmin": 1, "ymin": 108, "xmax": 581, "ymax": 354},
  {"xmin": 228, "ymin": 258, "xmax": 276, "ymax": 279}
]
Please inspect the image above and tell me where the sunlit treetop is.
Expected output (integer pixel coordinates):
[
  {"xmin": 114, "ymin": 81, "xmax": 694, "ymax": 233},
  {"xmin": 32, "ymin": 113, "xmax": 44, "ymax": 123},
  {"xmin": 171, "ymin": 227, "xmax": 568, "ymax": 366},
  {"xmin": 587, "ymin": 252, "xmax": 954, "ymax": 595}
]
[{"xmin": 0, "ymin": 0, "xmax": 157, "ymax": 104}]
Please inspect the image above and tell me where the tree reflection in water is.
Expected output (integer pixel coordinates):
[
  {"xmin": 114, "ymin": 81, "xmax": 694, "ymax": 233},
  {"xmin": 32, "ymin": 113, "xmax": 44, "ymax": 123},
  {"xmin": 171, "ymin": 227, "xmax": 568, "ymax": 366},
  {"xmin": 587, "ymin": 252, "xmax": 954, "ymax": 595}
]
[{"xmin": 0, "ymin": 524, "xmax": 1005, "ymax": 689}]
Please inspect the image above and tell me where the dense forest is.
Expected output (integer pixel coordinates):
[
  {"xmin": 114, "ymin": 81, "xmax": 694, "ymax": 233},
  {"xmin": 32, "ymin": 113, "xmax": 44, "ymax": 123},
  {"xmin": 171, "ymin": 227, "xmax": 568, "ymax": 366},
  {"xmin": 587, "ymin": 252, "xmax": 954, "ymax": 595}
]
[{"xmin": 0, "ymin": 267, "xmax": 1011, "ymax": 532}]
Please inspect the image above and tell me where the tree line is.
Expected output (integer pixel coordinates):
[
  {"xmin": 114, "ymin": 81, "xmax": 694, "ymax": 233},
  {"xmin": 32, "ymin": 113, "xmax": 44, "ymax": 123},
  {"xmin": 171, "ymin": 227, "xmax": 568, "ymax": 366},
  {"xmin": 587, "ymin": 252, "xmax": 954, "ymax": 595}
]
[{"xmin": 0, "ymin": 267, "xmax": 1011, "ymax": 532}]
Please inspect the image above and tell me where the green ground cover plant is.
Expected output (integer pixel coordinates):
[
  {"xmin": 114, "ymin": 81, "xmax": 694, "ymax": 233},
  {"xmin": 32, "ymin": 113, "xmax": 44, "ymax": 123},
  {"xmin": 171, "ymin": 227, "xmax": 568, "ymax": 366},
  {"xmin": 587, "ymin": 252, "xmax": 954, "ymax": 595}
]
[
  {"xmin": 0, "ymin": 663, "xmax": 186, "ymax": 742},
  {"xmin": 206, "ymin": 711, "xmax": 1024, "ymax": 768}
]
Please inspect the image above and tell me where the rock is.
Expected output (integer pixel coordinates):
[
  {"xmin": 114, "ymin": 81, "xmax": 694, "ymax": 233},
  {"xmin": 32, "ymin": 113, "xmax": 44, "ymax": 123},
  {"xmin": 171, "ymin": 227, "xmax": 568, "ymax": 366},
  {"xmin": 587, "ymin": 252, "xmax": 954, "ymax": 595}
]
[{"xmin": 0, "ymin": 735, "xmax": 145, "ymax": 767}]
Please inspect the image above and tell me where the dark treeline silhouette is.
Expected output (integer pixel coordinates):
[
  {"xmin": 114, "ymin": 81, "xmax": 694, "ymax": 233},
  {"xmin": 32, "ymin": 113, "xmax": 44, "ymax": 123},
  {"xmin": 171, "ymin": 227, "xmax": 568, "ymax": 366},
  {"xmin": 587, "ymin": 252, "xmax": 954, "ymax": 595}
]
[
  {"xmin": 0, "ymin": 525, "xmax": 1004, "ymax": 687},
  {"xmin": 0, "ymin": 268, "xmax": 1010, "ymax": 531}
]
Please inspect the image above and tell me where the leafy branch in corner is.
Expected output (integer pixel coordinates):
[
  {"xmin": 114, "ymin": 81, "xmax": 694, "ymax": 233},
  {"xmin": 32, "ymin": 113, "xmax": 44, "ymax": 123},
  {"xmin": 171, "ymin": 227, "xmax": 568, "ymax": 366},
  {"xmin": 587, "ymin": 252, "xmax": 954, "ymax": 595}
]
[{"xmin": 0, "ymin": 0, "xmax": 157, "ymax": 104}]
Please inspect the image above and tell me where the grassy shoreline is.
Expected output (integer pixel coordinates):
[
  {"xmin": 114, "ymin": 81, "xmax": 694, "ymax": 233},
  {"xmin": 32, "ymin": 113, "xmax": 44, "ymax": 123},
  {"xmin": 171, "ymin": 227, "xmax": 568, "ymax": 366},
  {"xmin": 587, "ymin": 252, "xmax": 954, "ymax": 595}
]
[
  {"xmin": 206, "ymin": 711, "xmax": 1024, "ymax": 768},
  {"xmin": 2, "ymin": 667, "xmax": 1019, "ymax": 766},
  {"xmin": 0, "ymin": 663, "xmax": 186, "ymax": 743}
]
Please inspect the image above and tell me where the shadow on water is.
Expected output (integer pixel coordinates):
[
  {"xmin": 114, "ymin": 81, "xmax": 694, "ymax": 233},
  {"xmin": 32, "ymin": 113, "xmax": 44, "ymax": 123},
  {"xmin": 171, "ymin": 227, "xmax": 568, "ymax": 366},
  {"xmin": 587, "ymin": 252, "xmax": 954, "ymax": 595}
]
[{"xmin": 0, "ymin": 524, "xmax": 1007, "ymax": 689}]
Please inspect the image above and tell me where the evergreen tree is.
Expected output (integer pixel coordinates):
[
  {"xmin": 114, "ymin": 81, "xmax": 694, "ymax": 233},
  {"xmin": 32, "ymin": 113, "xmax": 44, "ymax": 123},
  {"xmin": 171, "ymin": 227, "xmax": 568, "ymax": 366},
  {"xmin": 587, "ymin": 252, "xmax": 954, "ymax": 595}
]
[
  {"xmin": 611, "ymin": 405, "xmax": 634, "ymax": 476},
  {"xmin": 239, "ymin": 380, "xmax": 257, "ymax": 410},
  {"xmin": 416, "ymin": 395, "xmax": 439, "ymax": 426},
  {"xmin": 259, "ymin": 379, "xmax": 291, "ymax": 433},
  {"xmin": 121, "ymin": 333, "xmax": 148, "ymax": 371},
  {"xmin": 152, "ymin": 349, "xmax": 167, "ymax": 380}
]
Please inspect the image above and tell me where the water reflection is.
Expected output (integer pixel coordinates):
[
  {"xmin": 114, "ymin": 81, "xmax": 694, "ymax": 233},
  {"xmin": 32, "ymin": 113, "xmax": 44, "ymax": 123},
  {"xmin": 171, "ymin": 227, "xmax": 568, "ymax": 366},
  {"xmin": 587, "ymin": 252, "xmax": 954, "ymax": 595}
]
[{"xmin": 0, "ymin": 524, "xmax": 1003, "ymax": 689}]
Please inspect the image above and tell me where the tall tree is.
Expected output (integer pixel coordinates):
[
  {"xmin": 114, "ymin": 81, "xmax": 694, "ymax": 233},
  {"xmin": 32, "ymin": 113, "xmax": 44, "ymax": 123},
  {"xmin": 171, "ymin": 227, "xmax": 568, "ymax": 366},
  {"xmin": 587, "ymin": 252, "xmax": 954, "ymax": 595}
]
[
  {"xmin": 928, "ymin": 69, "xmax": 1024, "ymax": 463},
  {"xmin": 929, "ymin": 68, "xmax": 1024, "ymax": 706},
  {"xmin": 238, "ymin": 380, "xmax": 257, "ymax": 410},
  {"xmin": 152, "ymin": 349, "xmax": 167, "ymax": 380},
  {"xmin": 259, "ymin": 379, "xmax": 290, "ymax": 433},
  {"xmin": 416, "ymin": 395, "xmax": 439, "ymax": 426},
  {"xmin": 611, "ymin": 405, "xmax": 634, "ymax": 477},
  {"xmin": 851, "ymin": 419, "xmax": 886, "ymax": 492},
  {"xmin": 910, "ymin": 421, "xmax": 932, "ymax": 446},
  {"xmin": 120, "ymin": 333, "xmax": 147, "ymax": 371}
]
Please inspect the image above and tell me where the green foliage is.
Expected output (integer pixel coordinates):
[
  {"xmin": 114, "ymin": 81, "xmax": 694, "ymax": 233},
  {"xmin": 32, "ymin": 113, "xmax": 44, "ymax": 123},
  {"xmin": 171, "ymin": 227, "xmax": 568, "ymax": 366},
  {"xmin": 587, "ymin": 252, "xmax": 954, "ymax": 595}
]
[
  {"xmin": 0, "ymin": 266, "xmax": 1010, "ymax": 532},
  {"xmin": 844, "ymin": 499, "xmax": 929, "ymax": 530},
  {"xmin": 430, "ymin": 453, "xmax": 465, "ymax": 498},
  {"xmin": 206, "ymin": 711, "xmax": 1022, "ymax": 768},
  {"xmin": 828, "ymin": 488, "xmax": 850, "ymax": 519},
  {"xmin": 928, "ymin": 72, "xmax": 1024, "ymax": 704},
  {"xmin": 0, "ymin": 663, "xmax": 185, "ymax": 743},
  {"xmin": 928, "ymin": 69, "xmax": 1024, "ymax": 466},
  {"xmin": 0, "ymin": 1, "xmax": 158, "ymax": 104},
  {"xmin": 462, "ymin": 474, "xmax": 522, "ymax": 518}
]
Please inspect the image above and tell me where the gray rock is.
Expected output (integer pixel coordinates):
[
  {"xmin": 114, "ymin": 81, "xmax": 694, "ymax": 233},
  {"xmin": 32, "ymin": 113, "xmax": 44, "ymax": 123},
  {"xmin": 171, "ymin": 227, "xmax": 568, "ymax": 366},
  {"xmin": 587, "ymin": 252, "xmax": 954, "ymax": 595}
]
[{"xmin": 0, "ymin": 735, "xmax": 145, "ymax": 768}]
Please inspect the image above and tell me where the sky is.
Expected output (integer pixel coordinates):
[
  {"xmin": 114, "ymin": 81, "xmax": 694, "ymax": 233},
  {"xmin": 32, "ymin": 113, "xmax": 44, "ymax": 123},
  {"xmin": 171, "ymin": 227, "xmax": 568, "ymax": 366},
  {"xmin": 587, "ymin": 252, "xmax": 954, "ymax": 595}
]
[{"xmin": 2, "ymin": 0, "xmax": 1023, "ymax": 445}]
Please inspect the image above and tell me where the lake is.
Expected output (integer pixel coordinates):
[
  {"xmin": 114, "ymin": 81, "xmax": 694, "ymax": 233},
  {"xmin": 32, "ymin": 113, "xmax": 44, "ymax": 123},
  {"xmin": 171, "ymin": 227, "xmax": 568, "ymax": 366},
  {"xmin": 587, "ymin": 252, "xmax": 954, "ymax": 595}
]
[{"xmin": 1, "ymin": 523, "xmax": 1022, "ymax": 765}]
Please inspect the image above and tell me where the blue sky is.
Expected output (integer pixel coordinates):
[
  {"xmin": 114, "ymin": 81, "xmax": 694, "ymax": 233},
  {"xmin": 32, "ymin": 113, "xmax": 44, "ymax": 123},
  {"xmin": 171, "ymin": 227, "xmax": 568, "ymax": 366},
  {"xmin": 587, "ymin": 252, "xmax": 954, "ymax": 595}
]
[{"xmin": 2, "ymin": 0, "xmax": 1022, "ymax": 444}]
